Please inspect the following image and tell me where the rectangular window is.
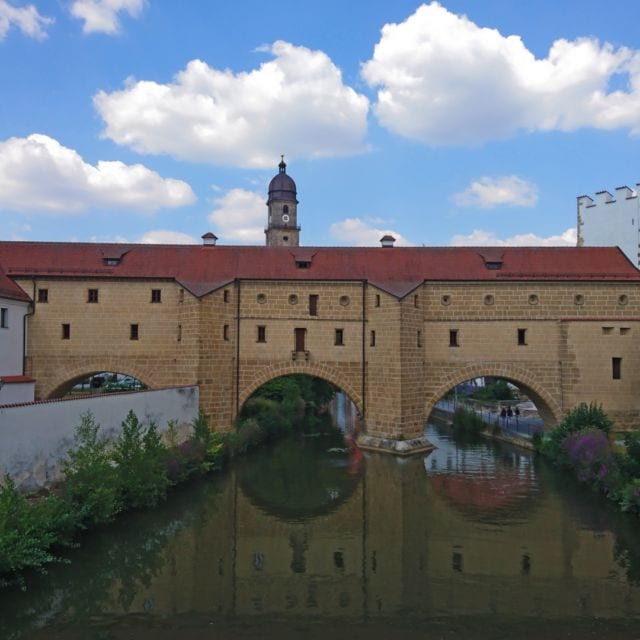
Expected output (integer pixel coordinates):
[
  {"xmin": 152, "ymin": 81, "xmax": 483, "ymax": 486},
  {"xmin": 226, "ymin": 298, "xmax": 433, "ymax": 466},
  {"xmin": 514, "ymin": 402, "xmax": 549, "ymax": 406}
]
[
  {"xmin": 87, "ymin": 288, "xmax": 99, "ymax": 303},
  {"xmin": 151, "ymin": 289, "xmax": 162, "ymax": 303},
  {"xmin": 177, "ymin": 324, "xmax": 182, "ymax": 342},
  {"xmin": 414, "ymin": 294, "xmax": 419, "ymax": 308},
  {"xmin": 223, "ymin": 289, "xmax": 230, "ymax": 303},
  {"xmin": 257, "ymin": 325, "xmax": 266, "ymax": 343},
  {"xmin": 0, "ymin": 308, "xmax": 7, "ymax": 328},
  {"xmin": 179, "ymin": 289, "xmax": 184, "ymax": 303},
  {"xmin": 612, "ymin": 357, "xmax": 622, "ymax": 380},
  {"xmin": 294, "ymin": 328, "xmax": 306, "ymax": 352},
  {"xmin": 335, "ymin": 328, "xmax": 344, "ymax": 346},
  {"xmin": 375, "ymin": 294, "xmax": 381, "ymax": 307},
  {"xmin": 449, "ymin": 329, "xmax": 459, "ymax": 347},
  {"xmin": 602, "ymin": 326, "xmax": 614, "ymax": 335},
  {"xmin": 620, "ymin": 327, "xmax": 631, "ymax": 336},
  {"xmin": 370, "ymin": 330, "xmax": 376, "ymax": 347},
  {"xmin": 309, "ymin": 294, "xmax": 318, "ymax": 316},
  {"xmin": 223, "ymin": 324, "xmax": 229, "ymax": 341},
  {"xmin": 37, "ymin": 288, "xmax": 48, "ymax": 303},
  {"xmin": 62, "ymin": 323, "xmax": 70, "ymax": 339},
  {"xmin": 130, "ymin": 324, "xmax": 139, "ymax": 340},
  {"xmin": 417, "ymin": 330, "xmax": 422, "ymax": 348},
  {"xmin": 517, "ymin": 328, "xmax": 527, "ymax": 346}
]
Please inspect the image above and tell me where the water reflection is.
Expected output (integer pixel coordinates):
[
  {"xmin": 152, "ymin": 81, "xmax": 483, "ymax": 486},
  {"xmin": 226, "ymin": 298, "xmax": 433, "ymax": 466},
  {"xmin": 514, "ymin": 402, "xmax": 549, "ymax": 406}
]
[{"xmin": 2, "ymin": 426, "xmax": 640, "ymax": 639}]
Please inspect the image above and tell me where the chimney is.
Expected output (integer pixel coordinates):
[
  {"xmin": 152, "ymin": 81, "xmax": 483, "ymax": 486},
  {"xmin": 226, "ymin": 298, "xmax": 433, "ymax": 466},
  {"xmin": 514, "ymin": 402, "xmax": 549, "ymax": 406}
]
[
  {"xmin": 201, "ymin": 232, "xmax": 218, "ymax": 246},
  {"xmin": 380, "ymin": 234, "xmax": 396, "ymax": 248}
]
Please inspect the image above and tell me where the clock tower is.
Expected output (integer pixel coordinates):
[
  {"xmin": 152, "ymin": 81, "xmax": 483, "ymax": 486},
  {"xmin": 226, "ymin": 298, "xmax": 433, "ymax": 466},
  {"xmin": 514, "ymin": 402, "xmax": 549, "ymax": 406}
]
[{"xmin": 265, "ymin": 157, "xmax": 300, "ymax": 247}]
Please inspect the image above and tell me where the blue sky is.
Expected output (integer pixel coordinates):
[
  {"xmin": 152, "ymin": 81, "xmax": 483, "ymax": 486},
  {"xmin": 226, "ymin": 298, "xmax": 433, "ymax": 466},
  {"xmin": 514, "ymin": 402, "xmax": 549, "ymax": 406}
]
[{"xmin": 1, "ymin": 0, "xmax": 639, "ymax": 247}]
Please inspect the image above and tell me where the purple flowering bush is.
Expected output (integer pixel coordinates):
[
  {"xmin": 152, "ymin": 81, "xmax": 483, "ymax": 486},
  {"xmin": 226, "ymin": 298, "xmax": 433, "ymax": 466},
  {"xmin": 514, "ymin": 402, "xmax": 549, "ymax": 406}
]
[{"xmin": 563, "ymin": 429, "xmax": 613, "ymax": 486}]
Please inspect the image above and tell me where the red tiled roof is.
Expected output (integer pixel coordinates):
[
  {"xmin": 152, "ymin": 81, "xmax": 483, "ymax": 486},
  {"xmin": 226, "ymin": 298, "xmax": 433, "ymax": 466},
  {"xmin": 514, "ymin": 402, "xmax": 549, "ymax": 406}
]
[
  {"xmin": 0, "ymin": 241, "xmax": 638, "ymax": 299},
  {"xmin": 0, "ymin": 266, "xmax": 30, "ymax": 302},
  {"xmin": 0, "ymin": 375, "xmax": 35, "ymax": 384}
]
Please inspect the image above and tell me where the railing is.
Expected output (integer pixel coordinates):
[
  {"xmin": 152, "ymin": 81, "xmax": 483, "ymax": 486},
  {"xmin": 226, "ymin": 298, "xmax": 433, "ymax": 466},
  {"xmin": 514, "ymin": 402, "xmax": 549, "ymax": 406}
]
[{"xmin": 291, "ymin": 350, "xmax": 310, "ymax": 362}]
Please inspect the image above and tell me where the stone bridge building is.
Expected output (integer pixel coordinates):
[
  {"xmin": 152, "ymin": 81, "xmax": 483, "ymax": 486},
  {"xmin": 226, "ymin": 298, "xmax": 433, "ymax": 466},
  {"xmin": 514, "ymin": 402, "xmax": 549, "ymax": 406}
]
[{"xmin": 1, "ymin": 161, "xmax": 640, "ymax": 452}]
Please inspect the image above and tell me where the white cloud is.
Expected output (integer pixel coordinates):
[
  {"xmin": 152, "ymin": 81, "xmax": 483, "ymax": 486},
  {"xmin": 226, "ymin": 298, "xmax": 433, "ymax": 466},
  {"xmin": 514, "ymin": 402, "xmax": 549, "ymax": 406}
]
[
  {"xmin": 453, "ymin": 175, "xmax": 538, "ymax": 208},
  {"xmin": 362, "ymin": 2, "xmax": 640, "ymax": 144},
  {"xmin": 450, "ymin": 227, "xmax": 577, "ymax": 247},
  {"xmin": 138, "ymin": 230, "xmax": 197, "ymax": 244},
  {"xmin": 208, "ymin": 188, "xmax": 265, "ymax": 243},
  {"xmin": 70, "ymin": 0, "xmax": 145, "ymax": 34},
  {"xmin": 329, "ymin": 217, "xmax": 411, "ymax": 246},
  {"xmin": 94, "ymin": 41, "xmax": 370, "ymax": 167},
  {"xmin": 0, "ymin": 0, "xmax": 53, "ymax": 40},
  {"xmin": 0, "ymin": 133, "xmax": 195, "ymax": 213}
]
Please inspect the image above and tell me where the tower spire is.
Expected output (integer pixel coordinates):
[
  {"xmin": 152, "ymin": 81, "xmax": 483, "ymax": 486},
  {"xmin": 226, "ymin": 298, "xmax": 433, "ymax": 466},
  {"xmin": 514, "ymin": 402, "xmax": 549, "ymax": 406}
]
[{"xmin": 279, "ymin": 154, "xmax": 286, "ymax": 174}]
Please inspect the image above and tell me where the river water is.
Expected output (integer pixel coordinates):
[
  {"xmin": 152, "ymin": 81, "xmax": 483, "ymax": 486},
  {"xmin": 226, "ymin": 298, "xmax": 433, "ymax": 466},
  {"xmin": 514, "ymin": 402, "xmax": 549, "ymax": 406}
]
[{"xmin": 2, "ymin": 423, "xmax": 640, "ymax": 639}]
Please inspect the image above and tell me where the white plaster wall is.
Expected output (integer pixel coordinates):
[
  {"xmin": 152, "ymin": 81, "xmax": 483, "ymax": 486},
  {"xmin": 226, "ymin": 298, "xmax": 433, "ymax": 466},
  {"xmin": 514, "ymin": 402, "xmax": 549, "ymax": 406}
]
[
  {"xmin": 0, "ymin": 385, "xmax": 199, "ymax": 491},
  {"xmin": 578, "ymin": 189, "xmax": 640, "ymax": 267},
  {"xmin": 0, "ymin": 298, "xmax": 29, "ymax": 376},
  {"xmin": 0, "ymin": 382, "xmax": 35, "ymax": 405}
]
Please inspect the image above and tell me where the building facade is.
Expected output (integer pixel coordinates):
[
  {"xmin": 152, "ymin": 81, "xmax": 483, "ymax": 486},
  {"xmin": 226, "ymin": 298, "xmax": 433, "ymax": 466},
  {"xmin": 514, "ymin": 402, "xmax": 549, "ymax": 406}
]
[
  {"xmin": 1, "ymin": 164, "xmax": 640, "ymax": 450},
  {"xmin": 578, "ymin": 185, "xmax": 640, "ymax": 267}
]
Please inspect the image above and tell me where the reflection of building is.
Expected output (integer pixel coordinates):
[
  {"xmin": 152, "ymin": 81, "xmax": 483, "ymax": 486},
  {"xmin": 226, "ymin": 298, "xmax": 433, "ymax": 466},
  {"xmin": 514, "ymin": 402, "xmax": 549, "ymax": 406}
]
[
  {"xmin": 578, "ymin": 186, "xmax": 640, "ymax": 267},
  {"xmin": 111, "ymin": 452, "xmax": 640, "ymax": 622}
]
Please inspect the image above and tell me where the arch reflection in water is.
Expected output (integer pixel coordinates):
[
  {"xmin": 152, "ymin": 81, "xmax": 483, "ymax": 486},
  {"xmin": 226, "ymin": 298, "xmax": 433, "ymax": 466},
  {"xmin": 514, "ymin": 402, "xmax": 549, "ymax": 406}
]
[{"xmin": 3, "ymin": 430, "xmax": 640, "ymax": 638}]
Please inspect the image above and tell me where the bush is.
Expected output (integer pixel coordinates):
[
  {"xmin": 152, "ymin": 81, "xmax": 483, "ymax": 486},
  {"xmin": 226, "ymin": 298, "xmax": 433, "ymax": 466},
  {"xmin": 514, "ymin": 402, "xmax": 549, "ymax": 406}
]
[
  {"xmin": 471, "ymin": 380, "xmax": 515, "ymax": 402},
  {"xmin": 452, "ymin": 407, "xmax": 486, "ymax": 434},
  {"xmin": 563, "ymin": 429, "xmax": 613, "ymax": 485},
  {"xmin": 63, "ymin": 412, "xmax": 121, "ymax": 526},
  {"xmin": 0, "ymin": 477, "xmax": 75, "ymax": 587},
  {"xmin": 111, "ymin": 411, "xmax": 170, "ymax": 510}
]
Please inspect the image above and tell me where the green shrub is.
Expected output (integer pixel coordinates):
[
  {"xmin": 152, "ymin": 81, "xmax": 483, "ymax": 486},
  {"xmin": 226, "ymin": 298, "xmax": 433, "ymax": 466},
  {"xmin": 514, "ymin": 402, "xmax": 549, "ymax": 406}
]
[
  {"xmin": 452, "ymin": 407, "xmax": 486, "ymax": 434},
  {"xmin": 62, "ymin": 412, "xmax": 121, "ymax": 526},
  {"xmin": 112, "ymin": 411, "xmax": 170, "ymax": 510},
  {"xmin": 0, "ymin": 477, "xmax": 75, "ymax": 587},
  {"xmin": 471, "ymin": 380, "xmax": 515, "ymax": 402}
]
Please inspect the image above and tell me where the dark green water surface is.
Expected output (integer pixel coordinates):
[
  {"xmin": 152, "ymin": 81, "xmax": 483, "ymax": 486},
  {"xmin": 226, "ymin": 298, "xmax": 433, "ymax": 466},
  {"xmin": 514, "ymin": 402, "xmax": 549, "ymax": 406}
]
[{"xmin": 2, "ymin": 424, "xmax": 640, "ymax": 639}]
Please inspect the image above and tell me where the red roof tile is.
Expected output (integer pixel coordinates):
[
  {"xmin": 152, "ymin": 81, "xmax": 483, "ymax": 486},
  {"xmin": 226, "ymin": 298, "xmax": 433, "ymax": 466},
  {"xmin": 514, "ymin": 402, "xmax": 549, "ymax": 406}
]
[
  {"xmin": 0, "ymin": 375, "xmax": 35, "ymax": 384},
  {"xmin": 0, "ymin": 241, "xmax": 638, "ymax": 300},
  {"xmin": 0, "ymin": 266, "xmax": 30, "ymax": 302}
]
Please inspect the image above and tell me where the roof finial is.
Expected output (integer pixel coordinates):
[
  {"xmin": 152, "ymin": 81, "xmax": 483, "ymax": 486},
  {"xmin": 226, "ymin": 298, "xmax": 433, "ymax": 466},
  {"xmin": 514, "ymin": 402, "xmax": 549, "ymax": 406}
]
[{"xmin": 279, "ymin": 154, "xmax": 286, "ymax": 174}]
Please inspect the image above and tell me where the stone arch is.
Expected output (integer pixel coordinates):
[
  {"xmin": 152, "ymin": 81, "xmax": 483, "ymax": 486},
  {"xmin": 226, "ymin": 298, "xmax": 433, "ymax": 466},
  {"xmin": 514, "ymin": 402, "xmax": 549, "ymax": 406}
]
[
  {"xmin": 425, "ymin": 362, "xmax": 563, "ymax": 429},
  {"xmin": 238, "ymin": 362, "xmax": 363, "ymax": 417},
  {"xmin": 42, "ymin": 359, "xmax": 156, "ymax": 399}
]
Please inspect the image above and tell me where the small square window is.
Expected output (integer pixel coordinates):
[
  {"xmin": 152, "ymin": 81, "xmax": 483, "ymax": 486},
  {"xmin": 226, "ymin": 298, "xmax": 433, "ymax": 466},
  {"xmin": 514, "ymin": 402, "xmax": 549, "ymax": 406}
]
[
  {"xmin": 257, "ymin": 325, "xmax": 266, "ymax": 343},
  {"xmin": 38, "ymin": 288, "xmax": 48, "ymax": 303},
  {"xmin": 335, "ymin": 328, "xmax": 344, "ymax": 346},
  {"xmin": 130, "ymin": 324, "xmax": 139, "ymax": 340},
  {"xmin": 0, "ymin": 308, "xmax": 8, "ymax": 328},
  {"xmin": 449, "ymin": 329, "xmax": 459, "ymax": 347},
  {"xmin": 151, "ymin": 289, "xmax": 162, "ymax": 303},
  {"xmin": 87, "ymin": 288, "xmax": 99, "ymax": 303},
  {"xmin": 517, "ymin": 328, "xmax": 527, "ymax": 346},
  {"xmin": 620, "ymin": 327, "xmax": 631, "ymax": 336},
  {"xmin": 612, "ymin": 357, "xmax": 622, "ymax": 380},
  {"xmin": 370, "ymin": 330, "xmax": 376, "ymax": 347},
  {"xmin": 62, "ymin": 323, "xmax": 70, "ymax": 339},
  {"xmin": 602, "ymin": 327, "xmax": 614, "ymax": 335}
]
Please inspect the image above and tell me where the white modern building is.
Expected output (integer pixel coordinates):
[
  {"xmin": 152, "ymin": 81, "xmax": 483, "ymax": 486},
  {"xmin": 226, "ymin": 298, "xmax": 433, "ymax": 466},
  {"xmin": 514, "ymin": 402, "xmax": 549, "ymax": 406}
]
[
  {"xmin": 0, "ymin": 270, "xmax": 35, "ymax": 404},
  {"xmin": 577, "ymin": 185, "xmax": 640, "ymax": 267}
]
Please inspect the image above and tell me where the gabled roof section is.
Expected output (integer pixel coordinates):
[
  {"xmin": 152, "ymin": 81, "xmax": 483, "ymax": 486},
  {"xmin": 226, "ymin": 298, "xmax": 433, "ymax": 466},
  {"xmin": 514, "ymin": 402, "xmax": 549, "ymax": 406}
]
[
  {"xmin": 0, "ymin": 242, "xmax": 638, "ymax": 300},
  {"xmin": 0, "ymin": 267, "xmax": 30, "ymax": 302}
]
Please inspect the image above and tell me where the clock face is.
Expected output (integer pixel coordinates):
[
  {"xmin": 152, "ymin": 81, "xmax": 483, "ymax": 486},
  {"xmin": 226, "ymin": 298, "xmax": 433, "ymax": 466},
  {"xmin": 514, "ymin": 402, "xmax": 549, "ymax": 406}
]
[{"xmin": 282, "ymin": 214, "xmax": 290, "ymax": 223}]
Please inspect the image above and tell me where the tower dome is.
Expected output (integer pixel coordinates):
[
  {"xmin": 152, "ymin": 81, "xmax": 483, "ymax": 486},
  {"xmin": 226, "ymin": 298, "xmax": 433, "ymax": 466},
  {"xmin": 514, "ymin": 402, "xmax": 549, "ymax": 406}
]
[
  {"xmin": 267, "ymin": 157, "xmax": 297, "ymax": 204},
  {"xmin": 265, "ymin": 156, "xmax": 300, "ymax": 247}
]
